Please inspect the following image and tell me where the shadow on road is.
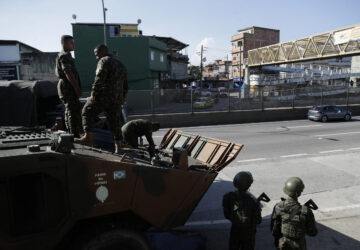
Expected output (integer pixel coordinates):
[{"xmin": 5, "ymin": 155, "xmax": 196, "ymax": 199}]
[{"xmin": 191, "ymin": 180, "xmax": 360, "ymax": 250}]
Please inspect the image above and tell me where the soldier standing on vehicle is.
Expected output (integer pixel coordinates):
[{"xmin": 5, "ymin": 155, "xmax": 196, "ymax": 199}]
[
  {"xmin": 222, "ymin": 171, "xmax": 262, "ymax": 250},
  {"xmin": 76, "ymin": 44, "xmax": 128, "ymax": 154},
  {"xmin": 121, "ymin": 119, "xmax": 160, "ymax": 157},
  {"xmin": 55, "ymin": 35, "xmax": 82, "ymax": 137},
  {"xmin": 270, "ymin": 177, "xmax": 318, "ymax": 250}
]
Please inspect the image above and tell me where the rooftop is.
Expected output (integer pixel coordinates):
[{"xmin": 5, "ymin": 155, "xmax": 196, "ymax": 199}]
[
  {"xmin": 148, "ymin": 36, "xmax": 188, "ymax": 51},
  {"xmin": 0, "ymin": 40, "xmax": 41, "ymax": 52},
  {"xmin": 72, "ymin": 22, "xmax": 138, "ymax": 26},
  {"xmin": 237, "ymin": 26, "xmax": 280, "ymax": 33}
]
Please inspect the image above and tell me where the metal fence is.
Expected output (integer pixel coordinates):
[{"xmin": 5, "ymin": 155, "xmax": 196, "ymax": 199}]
[{"xmin": 126, "ymin": 85, "xmax": 360, "ymax": 115}]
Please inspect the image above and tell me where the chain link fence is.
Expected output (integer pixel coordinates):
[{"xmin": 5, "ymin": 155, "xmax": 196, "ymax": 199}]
[{"xmin": 126, "ymin": 85, "xmax": 360, "ymax": 115}]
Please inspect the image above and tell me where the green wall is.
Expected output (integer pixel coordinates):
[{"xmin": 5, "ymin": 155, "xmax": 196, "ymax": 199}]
[{"xmin": 72, "ymin": 24, "xmax": 167, "ymax": 94}]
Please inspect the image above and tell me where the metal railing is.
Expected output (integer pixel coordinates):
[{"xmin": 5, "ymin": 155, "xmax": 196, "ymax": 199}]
[{"xmin": 126, "ymin": 84, "xmax": 360, "ymax": 115}]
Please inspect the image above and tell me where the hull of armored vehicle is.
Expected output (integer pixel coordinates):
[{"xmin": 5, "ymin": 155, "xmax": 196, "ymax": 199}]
[{"xmin": 0, "ymin": 128, "xmax": 243, "ymax": 250}]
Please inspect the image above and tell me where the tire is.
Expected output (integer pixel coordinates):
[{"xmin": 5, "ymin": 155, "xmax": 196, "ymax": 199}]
[
  {"xmin": 321, "ymin": 115, "xmax": 328, "ymax": 122},
  {"xmin": 81, "ymin": 229, "xmax": 151, "ymax": 250},
  {"xmin": 345, "ymin": 114, "xmax": 351, "ymax": 121}
]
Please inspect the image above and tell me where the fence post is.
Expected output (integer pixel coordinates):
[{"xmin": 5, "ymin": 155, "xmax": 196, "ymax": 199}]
[
  {"xmin": 190, "ymin": 89, "xmax": 194, "ymax": 114},
  {"xmin": 150, "ymin": 90, "xmax": 154, "ymax": 115},
  {"xmin": 228, "ymin": 87, "xmax": 231, "ymax": 112},
  {"xmin": 346, "ymin": 86, "xmax": 349, "ymax": 108},
  {"xmin": 260, "ymin": 86, "xmax": 264, "ymax": 111},
  {"xmin": 292, "ymin": 88, "xmax": 295, "ymax": 110}
]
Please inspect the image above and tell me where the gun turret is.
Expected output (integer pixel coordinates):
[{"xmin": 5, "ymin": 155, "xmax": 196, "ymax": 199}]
[{"xmin": 257, "ymin": 192, "xmax": 271, "ymax": 203}]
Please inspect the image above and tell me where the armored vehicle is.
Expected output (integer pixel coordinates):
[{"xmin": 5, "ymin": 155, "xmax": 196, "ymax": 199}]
[{"xmin": 0, "ymin": 127, "xmax": 243, "ymax": 250}]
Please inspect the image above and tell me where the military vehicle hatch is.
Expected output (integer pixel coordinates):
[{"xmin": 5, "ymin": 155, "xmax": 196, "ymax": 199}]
[{"xmin": 0, "ymin": 127, "xmax": 243, "ymax": 250}]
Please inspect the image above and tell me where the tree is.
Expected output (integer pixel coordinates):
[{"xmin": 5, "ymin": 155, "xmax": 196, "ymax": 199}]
[{"xmin": 188, "ymin": 65, "xmax": 201, "ymax": 80}]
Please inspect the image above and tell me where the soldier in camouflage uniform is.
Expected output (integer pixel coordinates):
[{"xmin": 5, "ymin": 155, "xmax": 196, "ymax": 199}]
[
  {"xmin": 55, "ymin": 35, "xmax": 82, "ymax": 137},
  {"xmin": 222, "ymin": 171, "xmax": 262, "ymax": 250},
  {"xmin": 121, "ymin": 119, "xmax": 160, "ymax": 156},
  {"xmin": 271, "ymin": 177, "xmax": 318, "ymax": 250},
  {"xmin": 76, "ymin": 45, "xmax": 128, "ymax": 153}
]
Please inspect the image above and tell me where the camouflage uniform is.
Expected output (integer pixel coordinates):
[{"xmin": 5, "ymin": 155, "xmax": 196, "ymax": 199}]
[
  {"xmin": 270, "ymin": 197, "xmax": 318, "ymax": 250},
  {"xmin": 82, "ymin": 55, "xmax": 128, "ymax": 141},
  {"xmin": 55, "ymin": 50, "xmax": 82, "ymax": 136},
  {"xmin": 121, "ymin": 119, "xmax": 155, "ymax": 148},
  {"xmin": 223, "ymin": 190, "xmax": 262, "ymax": 250}
]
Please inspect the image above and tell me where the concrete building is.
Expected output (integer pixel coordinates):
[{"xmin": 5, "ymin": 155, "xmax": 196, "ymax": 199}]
[
  {"xmin": 231, "ymin": 26, "xmax": 280, "ymax": 82},
  {"xmin": 72, "ymin": 23, "xmax": 169, "ymax": 110},
  {"xmin": 0, "ymin": 40, "xmax": 57, "ymax": 81},
  {"xmin": 203, "ymin": 60, "xmax": 232, "ymax": 79},
  {"xmin": 72, "ymin": 23, "xmax": 168, "ymax": 93},
  {"xmin": 149, "ymin": 36, "xmax": 189, "ymax": 87}
]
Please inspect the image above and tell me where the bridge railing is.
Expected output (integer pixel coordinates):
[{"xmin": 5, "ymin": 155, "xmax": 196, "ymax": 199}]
[{"xmin": 248, "ymin": 24, "xmax": 360, "ymax": 67}]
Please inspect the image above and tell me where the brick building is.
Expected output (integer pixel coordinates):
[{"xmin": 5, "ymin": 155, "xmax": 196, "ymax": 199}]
[{"xmin": 231, "ymin": 26, "xmax": 280, "ymax": 82}]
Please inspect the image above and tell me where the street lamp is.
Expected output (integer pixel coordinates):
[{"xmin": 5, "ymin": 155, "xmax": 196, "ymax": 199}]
[{"xmin": 101, "ymin": 0, "xmax": 107, "ymax": 45}]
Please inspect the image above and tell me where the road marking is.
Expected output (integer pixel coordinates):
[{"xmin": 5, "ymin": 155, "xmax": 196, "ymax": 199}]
[
  {"xmin": 314, "ymin": 131, "xmax": 360, "ymax": 137},
  {"xmin": 184, "ymin": 204, "xmax": 360, "ymax": 227},
  {"xmin": 237, "ymin": 158, "xmax": 267, "ymax": 163},
  {"xmin": 277, "ymin": 125, "xmax": 323, "ymax": 129},
  {"xmin": 346, "ymin": 147, "xmax": 360, "ymax": 151},
  {"xmin": 185, "ymin": 219, "xmax": 230, "ymax": 226},
  {"xmin": 319, "ymin": 149, "xmax": 345, "ymax": 154},
  {"xmin": 319, "ymin": 204, "xmax": 360, "ymax": 213},
  {"xmin": 280, "ymin": 153, "xmax": 308, "ymax": 158}
]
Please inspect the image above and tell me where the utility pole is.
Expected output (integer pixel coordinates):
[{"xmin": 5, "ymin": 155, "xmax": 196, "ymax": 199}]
[
  {"xmin": 200, "ymin": 45, "xmax": 203, "ymax": 89},
  {"xmin": 238, "ymin": 40, "xmax": 242, "ymax": 98},
  {"xmin": 101, "ymin": 0, "xmax": 107, "ymax": 45}
]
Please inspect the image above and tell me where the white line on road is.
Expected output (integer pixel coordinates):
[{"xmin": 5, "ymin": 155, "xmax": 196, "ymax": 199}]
[
  {"xmin": 237, "ymin": 158, "xmax": 267, "ymax": 163},
  {"xmin": 346, "ymin": 147, "xmax": 360, "ymax": 151},
  {"xmin": 319, "ymin": 204, "xmax": 360, "ymax": 213},
  {"xmin": 277, "ymin": 125, "xmax": 323, "ymax": 129},
  {"xmin": 184, "ymin": 204, "xmax": 360, "ymax": 227},
  {"xmin": 314, "ymin": 131, "xmax": 360, "ymax": 137},
  {"xmin": 319, "ymin": 149, "xmax": 345, "ymax": 154},
  {"xmin": 280, "ymin": 153, "xmax": 308, "ymax": 158}
]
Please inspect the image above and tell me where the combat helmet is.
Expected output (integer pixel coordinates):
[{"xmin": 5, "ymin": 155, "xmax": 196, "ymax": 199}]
[
  {"xmin": 233, "ymin": 171, "xmax": 253, "ymax": 191},
  {"xmin": 283, "ymin": 177, "xmax": 305, "ymax": 197}
]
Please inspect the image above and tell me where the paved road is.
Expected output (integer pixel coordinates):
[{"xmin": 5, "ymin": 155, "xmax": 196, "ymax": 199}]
[{"xmin": 152, "ymin": 117, "xmax": 360, "ymax": 249}]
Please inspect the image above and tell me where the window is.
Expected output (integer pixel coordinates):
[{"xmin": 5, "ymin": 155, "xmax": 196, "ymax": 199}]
[
  {"xmin": 150, "ymin": 51, "xmax": 155, "ymax": 61},
  {"xmin": 160, "ymin": 53, "xmax": 164, "ymax": 62}
]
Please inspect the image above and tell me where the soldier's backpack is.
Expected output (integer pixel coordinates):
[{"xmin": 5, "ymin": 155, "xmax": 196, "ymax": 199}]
[{"xmin": 278, "ymin": 201, "xmax": 308, "ymax": 240}]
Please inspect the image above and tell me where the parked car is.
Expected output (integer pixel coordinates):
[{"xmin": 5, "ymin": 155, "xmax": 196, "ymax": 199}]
[
  {"xmin": 193, "ymin": 97, "xmax": 214, "ymax": 109},
  {"xmin": 307, "ymin": 105, "xmax": 352, "ymax": 122},
  {"xmin": 216, "ymin": 87, "xmax": 229, "ymax": 98}
]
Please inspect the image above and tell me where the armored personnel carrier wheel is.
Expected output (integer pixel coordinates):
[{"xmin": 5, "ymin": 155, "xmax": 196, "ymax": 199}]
[{"xmin": 81, "ymin": 229, "xmax": 151, "ymax": 250}]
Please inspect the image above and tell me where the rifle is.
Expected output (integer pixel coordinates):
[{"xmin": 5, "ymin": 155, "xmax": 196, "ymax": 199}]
[
  {"xmin": 280, "ymin": 198, "xmax": 319, "ymax": 210},
  {"xmin": 304, "ymin": 199, "xmax": 318, "ymax": 210},
  {"xmin": 257, "ymin": 192, "xmax": 271, "ymax": 203}
]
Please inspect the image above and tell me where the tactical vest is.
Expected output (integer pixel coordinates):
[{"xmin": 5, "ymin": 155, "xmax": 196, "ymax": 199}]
[{"xmin": 278, "ymin": 201, "xmax": 308, "ymax": 240}]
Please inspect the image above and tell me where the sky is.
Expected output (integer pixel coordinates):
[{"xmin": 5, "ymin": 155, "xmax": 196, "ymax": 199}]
[{"xmin": 1, "ymin": 0, "xmax": 360, "ymax": 65}]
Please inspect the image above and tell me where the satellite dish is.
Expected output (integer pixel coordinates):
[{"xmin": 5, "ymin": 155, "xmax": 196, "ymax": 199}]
[
  {"xmin": 72, "ymin": 14, "xmax": 77, "ymax": 20},
  {"xmin": 137, "ymin": 19, "xmax": 142, "ymax": 24}
]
